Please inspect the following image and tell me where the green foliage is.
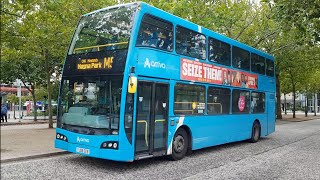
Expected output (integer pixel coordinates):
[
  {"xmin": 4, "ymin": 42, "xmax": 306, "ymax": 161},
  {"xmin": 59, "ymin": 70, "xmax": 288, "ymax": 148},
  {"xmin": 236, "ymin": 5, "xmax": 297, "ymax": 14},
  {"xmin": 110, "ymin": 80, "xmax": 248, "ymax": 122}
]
[
  {"xmin": 35, "ymin": 81, "xmax": 59, "ymax": 101},
  {"xmin": 6, "ymin": 94, "xmax": 19, "ymax": 104},
  {"xmin": 35, "ymin": 87, "xmax": 48, "ymax": 102},
  {"xmin": 273, "ymin": 0, "xmax": 320, "ymax": 44},
  {"xmin": 21, "ymin": 95, "xmax": 32, "ymax": 103},
  {"xmin": 1, "ymin": 0, "xmax": 120, "ymax": 83},
  {"xmin": 272, "ymin": 0, "xmax": 320, "ymax": 96},
  {"xmin": 1, "ymin": 0, "xmax": 319, "ymax": 120}
]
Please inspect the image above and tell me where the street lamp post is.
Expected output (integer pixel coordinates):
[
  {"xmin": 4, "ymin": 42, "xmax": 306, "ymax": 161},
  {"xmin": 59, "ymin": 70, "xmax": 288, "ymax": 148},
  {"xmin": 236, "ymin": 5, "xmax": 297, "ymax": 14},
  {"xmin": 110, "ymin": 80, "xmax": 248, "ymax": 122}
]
[{"xmin": 17, "ymin": 79, "xmax": 22, "ymax": 122}]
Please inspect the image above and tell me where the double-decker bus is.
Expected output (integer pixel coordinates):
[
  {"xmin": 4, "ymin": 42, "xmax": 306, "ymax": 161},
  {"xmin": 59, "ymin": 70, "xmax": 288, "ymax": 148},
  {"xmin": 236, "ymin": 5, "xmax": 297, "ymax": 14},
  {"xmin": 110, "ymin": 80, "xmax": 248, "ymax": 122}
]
[{"xmin": 55, "ymin": 2, "xmax": 275, "ymax": 162}]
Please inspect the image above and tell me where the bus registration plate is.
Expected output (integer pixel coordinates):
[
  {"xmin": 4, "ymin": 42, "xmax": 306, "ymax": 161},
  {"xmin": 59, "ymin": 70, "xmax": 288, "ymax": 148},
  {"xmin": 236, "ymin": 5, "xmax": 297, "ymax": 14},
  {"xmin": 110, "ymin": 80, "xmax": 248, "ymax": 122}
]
[{"xmin": 76, "ymin": 147, "xmax": 90, "ymax": 155}]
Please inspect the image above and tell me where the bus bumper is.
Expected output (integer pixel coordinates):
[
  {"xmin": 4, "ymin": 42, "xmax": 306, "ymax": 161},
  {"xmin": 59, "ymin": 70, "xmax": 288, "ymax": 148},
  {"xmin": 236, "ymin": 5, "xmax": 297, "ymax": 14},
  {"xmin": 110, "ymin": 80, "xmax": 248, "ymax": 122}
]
[{"xmin": 55, "ymin": 140, "xmax": 133, "ymax": 162}]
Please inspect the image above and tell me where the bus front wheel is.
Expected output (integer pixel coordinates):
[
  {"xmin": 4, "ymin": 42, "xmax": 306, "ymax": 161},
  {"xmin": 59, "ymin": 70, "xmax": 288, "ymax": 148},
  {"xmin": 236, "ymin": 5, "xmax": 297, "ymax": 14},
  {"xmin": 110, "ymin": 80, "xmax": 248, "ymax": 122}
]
[
  {"xmin": 170, "ymin": 128, "xmax": 188, "ymax": 160},
  {"xmin": 250, "ymin": 121, "xmax": 261, "ymax": 143}
]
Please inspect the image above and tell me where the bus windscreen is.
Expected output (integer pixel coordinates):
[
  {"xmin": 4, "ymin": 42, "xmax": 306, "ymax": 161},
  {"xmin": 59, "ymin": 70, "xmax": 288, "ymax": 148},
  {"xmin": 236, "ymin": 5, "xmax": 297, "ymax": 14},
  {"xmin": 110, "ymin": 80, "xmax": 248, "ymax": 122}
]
[
  {"xmin": 59, "ymin": 76, "xmax": 122, "ymax": 135},
  {"xmin": 68, "ymin": 5, "xmax": 137, "ymax": 55}
]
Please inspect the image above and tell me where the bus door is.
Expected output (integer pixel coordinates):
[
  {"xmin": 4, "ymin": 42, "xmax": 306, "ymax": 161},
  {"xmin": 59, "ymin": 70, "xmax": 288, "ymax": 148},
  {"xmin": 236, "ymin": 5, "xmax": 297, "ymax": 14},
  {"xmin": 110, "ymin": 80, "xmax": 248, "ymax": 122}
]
[{"xmin": 135, "ymin": 81, "xmax": 169, "ymax": 156}]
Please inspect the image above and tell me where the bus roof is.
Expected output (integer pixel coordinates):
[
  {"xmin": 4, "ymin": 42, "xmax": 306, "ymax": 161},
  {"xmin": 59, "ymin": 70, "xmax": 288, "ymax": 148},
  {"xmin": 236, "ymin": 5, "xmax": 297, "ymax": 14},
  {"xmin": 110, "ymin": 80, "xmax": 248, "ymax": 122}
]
[
  {"xmin": 83, "ymin": 2, "xmax": 138, "ymax": 16},
  {"xmin": 84, "ymin": 1, "xmax": 274, "ymax": 61}
]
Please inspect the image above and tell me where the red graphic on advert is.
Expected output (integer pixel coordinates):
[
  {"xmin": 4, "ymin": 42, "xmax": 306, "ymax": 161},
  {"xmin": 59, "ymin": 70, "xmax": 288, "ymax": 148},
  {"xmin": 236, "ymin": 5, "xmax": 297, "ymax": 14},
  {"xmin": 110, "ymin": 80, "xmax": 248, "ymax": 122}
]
[
  {"xmin": 180, "ymin": 58, "xmax": 258, "ymax": 89},
  {"xmin": 238, "ymin": 96, "xmax": 245, "ymax": 112}
]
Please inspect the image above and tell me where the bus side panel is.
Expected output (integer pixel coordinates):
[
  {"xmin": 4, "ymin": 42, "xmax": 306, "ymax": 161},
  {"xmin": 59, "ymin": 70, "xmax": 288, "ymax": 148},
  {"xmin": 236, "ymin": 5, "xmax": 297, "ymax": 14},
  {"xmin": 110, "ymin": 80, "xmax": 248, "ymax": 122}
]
[
  {"xmin": 175, "ymin": 113, "xmax": 268, "ymax": 151},
  {"xmin": 134, "ymin": 49, "xmax": 180, "ymax": 80},
  {"xmin": 257, "ymin": 74, "xmax": 276, "ymax": 92},
  {"xmin": 267, "ymin": 92, "xmax": 276, "ymax": 135},
  {"xmin": 182, "ymin": 115, "xmax": 251, "ymax": 150},
  {"xmin": 167, "ymin": 114, "xmax": 269, "ymax": 152}
]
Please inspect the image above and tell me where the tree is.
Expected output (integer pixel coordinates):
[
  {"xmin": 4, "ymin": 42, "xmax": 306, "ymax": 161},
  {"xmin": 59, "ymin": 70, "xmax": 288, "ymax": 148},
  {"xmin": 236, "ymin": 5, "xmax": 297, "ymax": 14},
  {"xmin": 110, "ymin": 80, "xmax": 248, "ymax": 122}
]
[
  {"xmin": 0, "ymin": 54, "xmax": 46, "ymax": 121},
  {"xmin": 273, "ymin": 0, "xmax": 320, "ymax": 44},
  {"xmin": 1, "ymin": 0, "xmax": 118, "ymax": 127},
  {"xmin": 271, "ymin": 0, "xmax": 320, "ymax": 118}
]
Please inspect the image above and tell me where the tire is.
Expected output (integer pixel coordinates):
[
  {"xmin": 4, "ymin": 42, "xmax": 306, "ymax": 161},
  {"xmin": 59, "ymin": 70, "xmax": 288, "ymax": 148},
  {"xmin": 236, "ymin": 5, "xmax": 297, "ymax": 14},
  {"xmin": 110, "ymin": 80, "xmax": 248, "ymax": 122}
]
[
  {"xmin": 250, "ymin": 121, "xmax": 261, "ymax": 143},
  {"xmin": 170, "ymin": 128, "xmax": 188, "ymax": 160}
]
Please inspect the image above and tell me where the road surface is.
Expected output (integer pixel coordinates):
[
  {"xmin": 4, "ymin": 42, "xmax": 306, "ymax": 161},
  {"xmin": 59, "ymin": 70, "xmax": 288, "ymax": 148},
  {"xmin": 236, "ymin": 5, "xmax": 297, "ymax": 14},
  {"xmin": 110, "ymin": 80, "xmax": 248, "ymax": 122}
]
[{"xmin": 1, "ymin": 119, "xmax": 320, "ymax": 180}]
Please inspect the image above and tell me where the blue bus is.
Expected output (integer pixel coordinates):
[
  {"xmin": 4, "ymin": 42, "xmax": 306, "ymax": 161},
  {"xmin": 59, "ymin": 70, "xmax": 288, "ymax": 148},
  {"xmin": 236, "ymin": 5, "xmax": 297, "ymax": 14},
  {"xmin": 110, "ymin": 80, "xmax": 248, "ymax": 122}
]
[{"xmin": 55, "ymin": 2, "xmax": 275, "ymax": 162}]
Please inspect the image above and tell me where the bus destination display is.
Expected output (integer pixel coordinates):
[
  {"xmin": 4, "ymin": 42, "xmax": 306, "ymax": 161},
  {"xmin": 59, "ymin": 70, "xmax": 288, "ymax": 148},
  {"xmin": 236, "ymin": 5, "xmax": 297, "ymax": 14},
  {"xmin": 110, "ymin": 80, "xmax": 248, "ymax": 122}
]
[{"xmin": 77, "ymin": 57, "xmax": 114, "ymax": 70}]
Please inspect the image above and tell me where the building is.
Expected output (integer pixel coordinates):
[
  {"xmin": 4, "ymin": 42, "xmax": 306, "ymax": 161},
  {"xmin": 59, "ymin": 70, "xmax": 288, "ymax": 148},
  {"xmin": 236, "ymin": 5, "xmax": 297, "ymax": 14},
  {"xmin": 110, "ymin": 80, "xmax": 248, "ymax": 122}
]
[
  {"xmin": 0, "ymin": 84, "xmax": 29, "ymax": 106},
  {"xmin": 281, "ymin": 93, "xmax": 320, "ymax": 113}
]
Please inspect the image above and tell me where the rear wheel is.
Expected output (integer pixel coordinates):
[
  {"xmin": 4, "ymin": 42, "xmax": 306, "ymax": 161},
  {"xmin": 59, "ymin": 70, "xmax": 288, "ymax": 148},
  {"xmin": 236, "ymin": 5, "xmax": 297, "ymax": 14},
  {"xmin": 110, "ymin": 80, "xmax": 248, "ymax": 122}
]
[
  {"xmin": 170, "ymin": 128, "xmax": 188, "ymax": 160},
  {"xmin": 250, "ymin": 121, "xmax": 260, "ymax": 143}
]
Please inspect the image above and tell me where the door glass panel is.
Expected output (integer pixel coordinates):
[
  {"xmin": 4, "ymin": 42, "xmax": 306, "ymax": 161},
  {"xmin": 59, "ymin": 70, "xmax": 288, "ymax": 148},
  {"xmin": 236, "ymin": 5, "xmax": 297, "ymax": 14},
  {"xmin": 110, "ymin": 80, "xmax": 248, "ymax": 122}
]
[
  {"xmin": 153, "ymin": 84, "xmax": 168, "ymax": 150},
  {"xmin": 136, "ymin": 82, "xmax": 152, "ymax": 153},
  {"xmin": 124, "ymin": 93, "xmax": 134, "ymax": 144}
]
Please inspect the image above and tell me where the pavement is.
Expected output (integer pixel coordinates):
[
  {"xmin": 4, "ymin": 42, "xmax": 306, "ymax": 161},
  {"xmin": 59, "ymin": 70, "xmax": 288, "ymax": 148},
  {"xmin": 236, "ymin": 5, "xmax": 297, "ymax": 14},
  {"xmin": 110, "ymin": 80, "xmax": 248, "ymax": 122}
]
[
  {"xmin": 0, "ymin": 111, "xmax": 62, "ymax": 163},
  {"xmin": 0, "ymin": 124, "xmax": 67, "ymax": 163},
  {"xmin": 275, "ymin": 112, "xmax": 320, "ymax": 125},
  {"xmin": 0, "ymin": 111, "xmax": 56, "ymax": 126},
  {"xmin": 0, "ymin": 111, "xmax": 319, "ymax": 164}
]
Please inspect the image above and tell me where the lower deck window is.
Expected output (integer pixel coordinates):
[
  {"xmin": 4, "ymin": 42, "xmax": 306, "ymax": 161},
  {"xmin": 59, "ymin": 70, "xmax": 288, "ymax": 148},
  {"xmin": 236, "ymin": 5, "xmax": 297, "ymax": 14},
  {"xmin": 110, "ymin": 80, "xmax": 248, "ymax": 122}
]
[
  {"xmin": 251, "ymin": 92, "xmax": 265, "ymax": 113},
  {"xmin": 174, "ymin": 84, "xmax": 205, "ymax": 115},
  {"xmin": 207, "ymin": 87, "xmax": 230, "ymax": 114},
  {"xmin": 232, "ymin": 89, "xmax": 250, "ymax": 114}
]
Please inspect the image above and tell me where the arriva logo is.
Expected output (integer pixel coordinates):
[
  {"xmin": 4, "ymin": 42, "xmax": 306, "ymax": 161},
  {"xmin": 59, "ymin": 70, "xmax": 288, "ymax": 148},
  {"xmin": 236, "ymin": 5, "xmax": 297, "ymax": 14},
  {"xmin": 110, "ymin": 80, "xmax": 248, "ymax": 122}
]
[
  {"xmin": 77, "ymin": 137, "xmax": 89, "ymax": 143},
  {"xmin": 144, "ymin": 58, "xmax": 166, "ymax": 69}
]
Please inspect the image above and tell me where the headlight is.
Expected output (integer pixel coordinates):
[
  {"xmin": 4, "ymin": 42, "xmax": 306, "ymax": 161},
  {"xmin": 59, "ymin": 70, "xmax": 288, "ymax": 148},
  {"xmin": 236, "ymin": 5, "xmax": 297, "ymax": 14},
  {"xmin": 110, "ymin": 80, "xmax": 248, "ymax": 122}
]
[
  {"xmin": 56, "ymin": 133, "xmax": 68, "ymax": 142},
  {"xmin": 100, "ymin": 141, "xmax": 118, "ymax": 150}
]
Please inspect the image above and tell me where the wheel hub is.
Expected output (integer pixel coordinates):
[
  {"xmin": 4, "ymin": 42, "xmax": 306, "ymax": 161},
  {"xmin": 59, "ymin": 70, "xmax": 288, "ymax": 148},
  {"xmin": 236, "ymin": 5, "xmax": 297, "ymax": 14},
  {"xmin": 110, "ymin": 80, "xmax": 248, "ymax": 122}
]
[{"xmin": 173, "ymin": 135, "xmax": 185, "ymax": 153}]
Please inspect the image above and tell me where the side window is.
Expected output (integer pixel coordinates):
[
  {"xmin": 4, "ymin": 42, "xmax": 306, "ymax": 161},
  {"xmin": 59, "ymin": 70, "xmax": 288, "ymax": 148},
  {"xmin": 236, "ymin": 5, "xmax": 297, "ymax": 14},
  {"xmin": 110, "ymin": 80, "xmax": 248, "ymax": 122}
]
[
  {"xmin": 251, "ymin": 53, "xmax": 266, "ymax": 75},
  {"xmin": 174, "ymin": 84, "xmax": 205, "ymax": 115},
  {"xmin": 232, "ymin": 46, "xmax": 250, "ymax": 71},
  {"xmin": 176, "ymin": 26, "xmax": 206, "ymax": 60},
  {"xmin": 207, "ymin": 87, "xmax": 230, "ymax": 114},
  {"xmin": 266, "ymin": 59, "xmax": 274, "ymax": 77},
  {"xmin": 208, "ymin": 38, "xmax": 231, "ymax": 66},
  {"xmin": 251, "ymin": 92, "xmax": 265, "ymax": 113},
  {"xmin": 232, "ymin": 89, "xmax": 250, "ymax": 114},
  {"xmin": 136, "ymin": 14, "xmax": 173, "ymax": 51},
  {"xmin": 124, "ymin": 93, "xmax": 134, "ymax": 144}
]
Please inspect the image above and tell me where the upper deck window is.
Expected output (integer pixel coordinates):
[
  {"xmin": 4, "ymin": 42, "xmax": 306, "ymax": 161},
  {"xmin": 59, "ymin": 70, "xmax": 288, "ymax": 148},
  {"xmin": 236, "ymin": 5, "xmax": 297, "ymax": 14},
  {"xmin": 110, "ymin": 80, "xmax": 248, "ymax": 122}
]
[
  {"xmin": 266, "ymin": 59, "xmax": 275, "ymax": 77},
  {"xmin": 136, "ymin": 14, "xmax": 173, "ymax": 51},
  {"xmin": 176, "ymin": 26, "xmax": 206, "ymax": 60},
  {"xmin": 68, "ymin": 5, "xmax": 137, "ymax": 55},
  {"xmin": 251, "ymin": 53, "xmax": 265, "ymax": 75},
  {"xmin": 232, "ymin": 46, "xmax": 250, "ymax": 71},
  {"xmin": 208, "ymin": 38, "xmax": 231, "ymax": 66}
]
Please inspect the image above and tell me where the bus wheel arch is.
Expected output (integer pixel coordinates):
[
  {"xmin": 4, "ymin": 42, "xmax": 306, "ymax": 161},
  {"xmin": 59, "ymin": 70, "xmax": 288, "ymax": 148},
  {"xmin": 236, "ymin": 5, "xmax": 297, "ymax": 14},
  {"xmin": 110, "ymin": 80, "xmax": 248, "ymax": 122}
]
[
  {"xmin": 180, "ymin": 125, "xmax": 192, "ymax": 155},
  {"xmin": 170, "ymin": 126, "xmax": 192, "ymax": 160},
  {"xmin": 250, "ymin": 119, "xmax": 261, "ymax": 143}
]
